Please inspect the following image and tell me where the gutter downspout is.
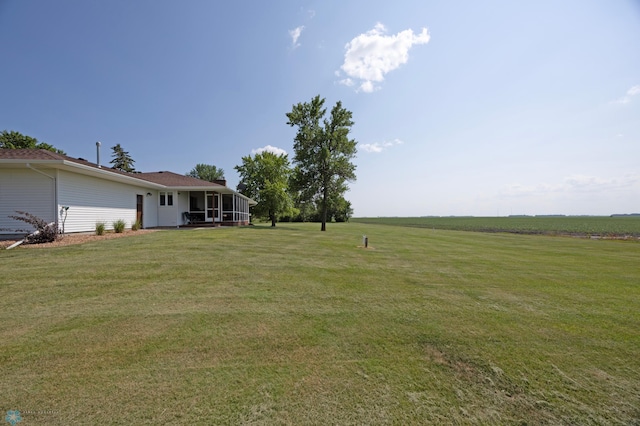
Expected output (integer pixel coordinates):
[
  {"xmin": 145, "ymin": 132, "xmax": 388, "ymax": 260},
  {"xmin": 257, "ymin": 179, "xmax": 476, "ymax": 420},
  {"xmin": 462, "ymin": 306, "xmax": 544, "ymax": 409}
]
[{"xmin": 26, "ymin": 163, "xmax": 58, "ymax": 232}]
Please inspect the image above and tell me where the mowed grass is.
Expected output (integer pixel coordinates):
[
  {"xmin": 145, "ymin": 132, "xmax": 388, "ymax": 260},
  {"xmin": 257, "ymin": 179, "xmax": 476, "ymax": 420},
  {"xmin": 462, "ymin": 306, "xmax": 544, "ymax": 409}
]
[
  {"xmin": 1, "ymin": 223, "xmax": 639, "ymax": 424},
  {"xmin": 353, "ymin": 215, "xmax": 640, "ymax": 237}
]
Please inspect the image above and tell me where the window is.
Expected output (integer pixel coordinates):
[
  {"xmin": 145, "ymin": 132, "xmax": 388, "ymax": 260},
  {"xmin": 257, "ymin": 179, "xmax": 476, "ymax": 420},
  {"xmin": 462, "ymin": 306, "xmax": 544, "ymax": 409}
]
[
  {"xmin": 190, "ymin": 192, "xmax": 204, "ymax": 211},
  {"xmin": 160, "ymin": 192, "xmax": 174, "ymax": 206}
]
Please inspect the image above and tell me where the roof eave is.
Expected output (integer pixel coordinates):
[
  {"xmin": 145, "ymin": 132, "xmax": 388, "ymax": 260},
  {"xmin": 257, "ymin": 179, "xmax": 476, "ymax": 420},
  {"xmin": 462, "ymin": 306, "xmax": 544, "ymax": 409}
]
[
  {"xmin": 1, "ymin": 159, "xmax": 258, "ymax": 205},
  {"xmin": 60, "ymin": 161, "xmax": 166, "ymax": 188},
  {"xmin": 0, "ymin": 158, "xmax": 165, "ymax": 189}
]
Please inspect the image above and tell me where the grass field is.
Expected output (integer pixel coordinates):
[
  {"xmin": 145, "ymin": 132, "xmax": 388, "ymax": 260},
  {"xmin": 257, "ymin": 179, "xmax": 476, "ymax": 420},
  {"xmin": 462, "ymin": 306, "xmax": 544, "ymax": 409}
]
[
  {"xmin": 352, "ymin": 215, "xmax": 640, "ymax": 237},
  {"xmin": 1, "ymin": 223, "xmax": 639, "ymax": 424}
]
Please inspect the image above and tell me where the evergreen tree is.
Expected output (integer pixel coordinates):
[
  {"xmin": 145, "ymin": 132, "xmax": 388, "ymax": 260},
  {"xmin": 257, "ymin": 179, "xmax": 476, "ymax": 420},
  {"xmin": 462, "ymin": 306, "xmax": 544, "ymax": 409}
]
[{"xmin": 110, "ymin": 144, "xmax": 136, "ymax": 172}]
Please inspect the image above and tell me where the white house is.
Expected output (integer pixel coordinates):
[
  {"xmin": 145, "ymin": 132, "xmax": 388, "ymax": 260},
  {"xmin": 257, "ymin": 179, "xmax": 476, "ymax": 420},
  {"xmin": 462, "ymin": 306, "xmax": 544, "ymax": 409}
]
[{"xmin": 0, "ymin": 149, "xmax": 256, "ymax": 235}]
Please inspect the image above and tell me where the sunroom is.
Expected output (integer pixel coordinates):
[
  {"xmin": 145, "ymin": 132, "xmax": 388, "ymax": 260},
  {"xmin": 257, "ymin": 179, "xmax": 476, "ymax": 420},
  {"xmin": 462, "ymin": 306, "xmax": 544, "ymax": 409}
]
[{"xmin": 184, "ymin": 190, "xmax": 251, "ymax": 225}]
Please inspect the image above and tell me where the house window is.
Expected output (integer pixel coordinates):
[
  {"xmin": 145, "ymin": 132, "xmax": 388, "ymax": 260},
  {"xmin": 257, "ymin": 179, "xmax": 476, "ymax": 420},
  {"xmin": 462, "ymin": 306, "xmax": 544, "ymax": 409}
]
[{"xmin": 160, "ymin": 192, "xmax": 174, "ymax": 206}]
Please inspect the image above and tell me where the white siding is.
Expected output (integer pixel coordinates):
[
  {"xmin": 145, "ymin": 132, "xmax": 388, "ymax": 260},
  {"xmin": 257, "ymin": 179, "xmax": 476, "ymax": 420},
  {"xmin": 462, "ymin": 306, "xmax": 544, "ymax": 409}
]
[
  {"xmin": 157, "ymin": 191, "xmax": 179, "ymax": 227},
  {"xmin": 0, "ymin": 168, "xmax": 55, "ymax": 233},
  {"xmin": 143, "ymin": 192, "xmax": 158, "ymax": 228},
  {"xmin": 57, "ymin": 170, "xmax": 148, "ymax": 233}
]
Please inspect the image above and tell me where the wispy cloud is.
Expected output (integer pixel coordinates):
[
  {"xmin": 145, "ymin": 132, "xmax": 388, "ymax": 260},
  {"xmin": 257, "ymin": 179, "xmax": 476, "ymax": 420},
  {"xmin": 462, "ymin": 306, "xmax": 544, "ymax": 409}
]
[
  {"xmin": 359, "ymin": 138, "xmax": 404, "ymax": 153},
  {"xmin": 251, "ymin": 145, "xmax": 288, "ymax": 156},
  {"xmin": 289, "ymin": 25, "xmax": 305, "ymax": 49},
  {"xmin": 501, "ymin": 174, "xmax": 640, "ymax": 197},
  {"xmin": 612, "ymin": 85, "xmax": 640, "ymax": 104},
  {"xmin": 337, "ymin": 22, "xmax": 430, "ymax": 93},
  {"xmin": 289, "ymin": 9, "xmax": 315, "ymax": 50}
]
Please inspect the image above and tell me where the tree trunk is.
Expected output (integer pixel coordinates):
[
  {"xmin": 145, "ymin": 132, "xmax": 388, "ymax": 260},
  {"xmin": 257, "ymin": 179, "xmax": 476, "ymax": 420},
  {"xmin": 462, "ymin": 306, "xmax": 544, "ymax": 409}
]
[
  {"xmin": 270, "ymin": 210, "xmax": 276, "ymax": 227},
  {"xmin": 321, "ymin": 188, "xmax": 328, "ymax": 231}
]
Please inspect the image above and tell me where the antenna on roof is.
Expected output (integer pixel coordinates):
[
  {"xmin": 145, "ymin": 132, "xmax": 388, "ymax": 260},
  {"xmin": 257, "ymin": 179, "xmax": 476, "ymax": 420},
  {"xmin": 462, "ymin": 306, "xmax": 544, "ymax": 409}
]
[{"xmin": 96, "ymin": 141, "xmax": 101, "ymax": 168}]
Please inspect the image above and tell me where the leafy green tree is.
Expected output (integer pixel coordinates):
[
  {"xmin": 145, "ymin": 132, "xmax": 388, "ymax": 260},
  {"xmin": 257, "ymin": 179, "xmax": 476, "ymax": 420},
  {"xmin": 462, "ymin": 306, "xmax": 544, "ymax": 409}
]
[
  {"xmin": 329, "ymin": 195, "xmax": 354, "ymax": 222},
  {"xmin": 235, "ymin": 151, "xmax": 295, "ymax": 227},
  {"xmin": 110, "ymin": 143, "xmax": 136, "ymax": 172},
  {"xmin": 0, "ymin": 130, "xmax": 66, "ymax": 154},
  {"xmin": 289, "ymin": 193, "xmax": 318, "ymax": 222},
  {"xmin": 286, "ymin": 95, "xmax": 357, "ymax": 231},
  {"xmin": 186, "ymin": 163, "xmax": 225, "ymax": 182},
  {"xmin": 283, "ymin": 194, "xmax": 353, "ymax": 223}
]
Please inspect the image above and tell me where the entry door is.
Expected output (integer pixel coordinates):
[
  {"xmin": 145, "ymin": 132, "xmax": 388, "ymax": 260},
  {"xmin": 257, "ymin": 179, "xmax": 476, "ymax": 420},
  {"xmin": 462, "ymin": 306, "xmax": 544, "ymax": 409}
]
[
  {"xmin": 214, "ymin": 193, "xmax": 220, "ymax": 222},
  {"xmin": 206, "ymin": 192, "xmax": 214, "ymax": 222},
  {"xmin": 136, "ymin": 194, "xmax": 143, "ymax": 227}
]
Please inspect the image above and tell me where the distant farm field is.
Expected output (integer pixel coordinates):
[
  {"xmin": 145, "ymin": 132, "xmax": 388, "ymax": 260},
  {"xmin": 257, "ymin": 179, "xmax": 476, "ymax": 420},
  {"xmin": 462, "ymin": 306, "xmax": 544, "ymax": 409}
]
[
  {"xmin": 352, "ymin": 215, "xmax": 640, "ymax": 237},
  {"xmin": 1, "ymin": 223, "xmax": 639, "ymax": 424}
]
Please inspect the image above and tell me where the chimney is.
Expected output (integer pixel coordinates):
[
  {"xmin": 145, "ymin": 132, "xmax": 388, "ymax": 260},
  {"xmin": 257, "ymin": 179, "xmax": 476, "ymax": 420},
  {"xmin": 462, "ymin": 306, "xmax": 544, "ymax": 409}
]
[
  {"xmin": 214, "ymin": 179, "xmax": 227, "ymax": 187},
  {"xmin": 96, "ymin": 141, "xmax": 102, "ymax": 168}
]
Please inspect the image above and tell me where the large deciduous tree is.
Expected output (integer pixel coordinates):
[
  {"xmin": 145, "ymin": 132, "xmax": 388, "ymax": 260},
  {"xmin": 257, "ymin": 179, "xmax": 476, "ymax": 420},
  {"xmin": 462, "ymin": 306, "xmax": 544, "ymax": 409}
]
[
  {"xmin": 110, "ymin": 143, "xmax": 136, "ymax": 172},
  {"xmin": 186, "ymin": 163, "xmax": 225, "ymax": 182},
  {"xmin": 286, "ymin": 95, "xmax": 357, "ymax": 231},
  {"xmin": 328, "ymin": 194, "xmax": 354, "ymax": 223},
  {"xmin": 0, "ymin": 130, "xmax": 66, "ymax": 154},
  {"xmin": 235, "ymin": 151, "xmax": 294, "ymax": 227}
]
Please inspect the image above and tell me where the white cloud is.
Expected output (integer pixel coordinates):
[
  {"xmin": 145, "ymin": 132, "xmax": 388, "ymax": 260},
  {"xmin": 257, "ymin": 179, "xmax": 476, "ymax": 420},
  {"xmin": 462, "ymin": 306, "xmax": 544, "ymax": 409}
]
[
  {"xmin": 289, "ymin": 26, "xmax": 305, "ymax": 49},
  {"xmin": 628, "ymin": 85, "xmax": 640, "ymax": 96},
  {"xmin": 338, "ymin": 78, "xmax": 354, "ymax": 87},
  {"xmin": 564, "ymin": 174, "xmax": 639, "ymax": 191},
  {"xmin": 251, "ymin": 145, "xmax": 288, "ymax": 156},
  {"xmin": 337, "ymin": 22, "xmax": 430, "ymax": 93},
  {"xmin": 501, "ymin": 174, "xmax": 640, "ymax": 197},
  {"xmin": 612, "ymin": 85, "xmax": 640, "ymax": 104},
  {"xmin": 360, "ymin": 81, "xmax": 377, "ymax": 93},
  {"xmin": 359, "ymin": 138, "xmax": 404, "ymax": 153}
]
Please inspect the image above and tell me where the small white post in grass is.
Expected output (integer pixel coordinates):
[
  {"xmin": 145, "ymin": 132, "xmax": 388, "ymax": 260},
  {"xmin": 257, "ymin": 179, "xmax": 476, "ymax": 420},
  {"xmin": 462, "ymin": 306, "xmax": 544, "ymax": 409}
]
[{"xmin": 6, "ymin": 239, "xmax": 25, "ymax": 250}]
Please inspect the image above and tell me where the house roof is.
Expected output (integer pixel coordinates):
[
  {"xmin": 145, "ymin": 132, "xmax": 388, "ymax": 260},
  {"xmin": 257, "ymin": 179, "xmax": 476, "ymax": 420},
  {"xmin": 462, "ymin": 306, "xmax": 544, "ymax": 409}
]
[
  {"xmin": 135, "ymin": 171, "xmax": 224, "ymax": 188},
  {"xmin": 0, "ymin": 149, "xmax": 68, "ymax": 160},
  {"xmin": 0, "ymin": 149, "xmax": 255, "ymax": 204},
  {"xmin": 0, "ymin": 148, "xmax": 147, "ymax": 179}
]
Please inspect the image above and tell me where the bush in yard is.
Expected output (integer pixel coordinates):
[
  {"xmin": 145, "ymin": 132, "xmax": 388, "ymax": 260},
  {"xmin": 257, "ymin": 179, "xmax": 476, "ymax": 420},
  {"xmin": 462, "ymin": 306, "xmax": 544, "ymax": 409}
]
[
  {"xmin": 132, "ymin": 220, "xmax": 141, "ymax": 231},
  {"xmin": 96, "ymin": 222, "xmax": 106, "ymax": 236},
  {"xmin": 113, "ymin": 219, "xmax": 126, "ymax": 233},
  {"xmin": 7, "ymin": 211, "xmax": 58, "ymax": 244}
]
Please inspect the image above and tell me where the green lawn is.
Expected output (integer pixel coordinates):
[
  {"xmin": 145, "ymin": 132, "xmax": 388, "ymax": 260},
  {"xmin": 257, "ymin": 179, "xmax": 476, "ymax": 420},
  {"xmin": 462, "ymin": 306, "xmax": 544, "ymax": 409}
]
[
  {"xmin": 352, "ymin": 215, "xmax": 640, "ymax": 236},
  {"xmin": 1, "ymin": 223, "xmax": 639, "ymax": 424}
]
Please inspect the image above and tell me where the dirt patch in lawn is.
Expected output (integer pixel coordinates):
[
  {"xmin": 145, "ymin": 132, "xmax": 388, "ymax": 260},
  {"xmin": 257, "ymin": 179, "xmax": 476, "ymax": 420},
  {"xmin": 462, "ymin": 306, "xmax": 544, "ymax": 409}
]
[{"xmin": 0, "ymin": 229, "xmax": 158, "ymax": 249}]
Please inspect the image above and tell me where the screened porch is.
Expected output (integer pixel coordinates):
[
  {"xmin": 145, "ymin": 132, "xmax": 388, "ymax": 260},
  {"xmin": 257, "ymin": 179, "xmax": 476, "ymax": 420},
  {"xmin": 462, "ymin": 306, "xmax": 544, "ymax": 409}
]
[{"xmin": 185, "ymin": 191, "xmax": 250, "ymax": 225}]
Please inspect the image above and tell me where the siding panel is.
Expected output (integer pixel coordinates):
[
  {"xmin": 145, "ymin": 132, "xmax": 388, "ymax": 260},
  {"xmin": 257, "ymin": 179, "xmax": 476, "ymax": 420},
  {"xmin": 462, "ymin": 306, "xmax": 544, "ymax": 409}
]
[
  {"xmin": 58, "ymin": 170, "xmax": 148, "ymax": 233},
  {"xmin": 143, "ymin": 192, "xmax": 158, "ymax": 228},
  {"xmin": 0, "ymin": 168, "xmax": 55, "ymax": 233}
]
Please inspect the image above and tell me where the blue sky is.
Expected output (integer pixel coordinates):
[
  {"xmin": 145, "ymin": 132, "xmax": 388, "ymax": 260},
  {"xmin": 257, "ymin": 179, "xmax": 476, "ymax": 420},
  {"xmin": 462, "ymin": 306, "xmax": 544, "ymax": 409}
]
[{"xmin": 1, "ymin": 0, "xmax": 638, "ymax": 216}]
